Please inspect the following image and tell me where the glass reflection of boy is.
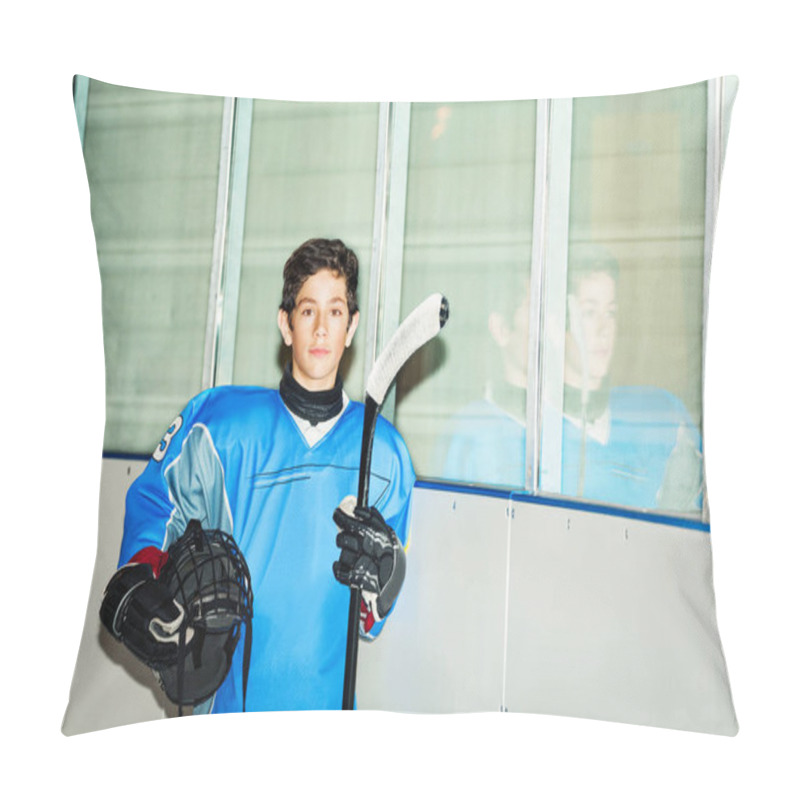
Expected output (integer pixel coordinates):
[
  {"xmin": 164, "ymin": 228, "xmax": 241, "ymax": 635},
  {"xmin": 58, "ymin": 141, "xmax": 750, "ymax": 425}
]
[
  {"xmin": 436, "ymin": 277, "xmax": 530, "ymax": 488},
  {"xmin": 440, "ymin": 244, "xmax": 703, "ymax": 514},
  {"xmin": 563, "ymin": 249, "xmax": 619, "ymax": 497},
  {"xmin": 551, "ymin": 244, "xmax": 704, "ymax": 512}
]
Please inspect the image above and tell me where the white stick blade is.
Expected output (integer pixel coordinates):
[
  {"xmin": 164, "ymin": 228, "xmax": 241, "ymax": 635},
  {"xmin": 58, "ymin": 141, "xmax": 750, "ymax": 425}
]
[{"xmin": 366, "ymin": 293, "xmax": 448, "ymax": 404}]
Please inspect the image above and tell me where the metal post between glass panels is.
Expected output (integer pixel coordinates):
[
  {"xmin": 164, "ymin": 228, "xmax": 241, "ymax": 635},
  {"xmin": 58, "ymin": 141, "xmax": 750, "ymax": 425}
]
[
  {"xmin": 72, "ymin": 75, "xmax": 90, "ymax": 151},
  {"xmin": 703, "ymin": 78, "xmax": 723, "ymax": 359},
  {"xmin": 363, "ymin": 102, "xmax": 411, "ymax": 422},
  {"xmin": 202, "ymin": 97, "xmax": 236, "ymax": 391},
  {"xmin": 212, "ymin": 98, "xmax": 253, "ymax": 388},
  {"xmin": 363, "ymin": 103, "xmax": 392, "ymax": 382},
  {"xmin": 529, "ymin": 99, "xmax": 573, "ymax": 497},
  {"xmin": 702, "ymin": 77, "xmax": 724, "ymax": 524},
  {"xmin": 525, "ymin": 99, "xmax": 549, "ymax": 495}
]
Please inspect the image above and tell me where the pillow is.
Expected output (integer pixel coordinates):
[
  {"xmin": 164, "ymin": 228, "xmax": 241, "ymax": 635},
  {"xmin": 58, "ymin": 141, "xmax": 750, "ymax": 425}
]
[{"xmin": 63, "ymin": 75, "xmax": 738, "ymax": 736}]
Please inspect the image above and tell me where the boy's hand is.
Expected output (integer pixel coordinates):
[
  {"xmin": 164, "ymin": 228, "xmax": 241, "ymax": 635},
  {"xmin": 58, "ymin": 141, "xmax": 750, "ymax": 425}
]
[
  {"xmin": 332, "ymin": 496, "xmax": 406, "ymax": 623},
  {"xmin": 100, "ymin": 562, "xmax": 189, "ymax": 668}
]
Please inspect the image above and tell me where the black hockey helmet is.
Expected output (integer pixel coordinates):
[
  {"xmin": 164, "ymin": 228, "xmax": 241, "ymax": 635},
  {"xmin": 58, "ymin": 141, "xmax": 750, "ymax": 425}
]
[{"xmin": 156, "ymin": 520, "xmax": 254, "ymax": 713}]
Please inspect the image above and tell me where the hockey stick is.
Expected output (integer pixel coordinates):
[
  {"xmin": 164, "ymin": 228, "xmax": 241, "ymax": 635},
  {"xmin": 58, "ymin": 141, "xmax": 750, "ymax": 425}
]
[{"xmin": 342, "ymin": 292, "xmax": 449, "ymax": 710}]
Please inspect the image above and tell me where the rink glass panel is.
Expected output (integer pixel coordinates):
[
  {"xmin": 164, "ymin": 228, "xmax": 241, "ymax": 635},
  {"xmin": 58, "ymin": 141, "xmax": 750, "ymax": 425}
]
[
  {"xmin": 538, "ymin": 82, "xmax": 708, "ymax": 517},
  {"xmin": 82, "ymin": 79, "xmax": 713, "ymax": 522},
  {"xmin": 83, "ymin": 80, "xmax": 223, "ymax": 454},
  {"xmin": 231, "ymin": 101, "xmax": 380, "ymax": 398},
  {"xmin": 393, "ymin": 100, "xmax": 537, "ymax": 490}
]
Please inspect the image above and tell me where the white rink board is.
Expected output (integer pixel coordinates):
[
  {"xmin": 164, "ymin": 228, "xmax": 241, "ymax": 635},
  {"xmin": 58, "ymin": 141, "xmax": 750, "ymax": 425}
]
[
  {"xmin": 61, "ymin": 457, "xmax": 169, "ymax": 735},
  {"xmin": 357, "ymin": 487, "xmax": 509, "ymax": 712},
  {"xmin": 64, "ymin": 462, "xmax": 735, "ymax": 735},
  {"xmin": 504, "ymin": 498, "xmax": 737, "ymax": 733}
]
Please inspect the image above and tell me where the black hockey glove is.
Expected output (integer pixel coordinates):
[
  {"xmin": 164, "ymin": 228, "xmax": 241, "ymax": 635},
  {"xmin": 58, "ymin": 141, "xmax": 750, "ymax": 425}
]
[
  {"xmin": 332, "ymin": 497, "xmax": 406, "ymax": 622},
  {"xmin": 101, "ymin": 522, "xmax": 253, "ymax": 711},
  {"xmin": 99, "ymin": 561, "xmax": 188, "ymax": 669}
]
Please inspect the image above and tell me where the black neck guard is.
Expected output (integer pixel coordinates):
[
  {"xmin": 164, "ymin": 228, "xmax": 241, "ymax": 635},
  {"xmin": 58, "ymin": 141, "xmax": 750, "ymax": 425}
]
[
  {"xmin": 279, "ymin": 363, "xmax": 344, "ymax": 426},
  {"xmin": 563, "ymin": 381, "xmax": 610, "ymax": 424}
]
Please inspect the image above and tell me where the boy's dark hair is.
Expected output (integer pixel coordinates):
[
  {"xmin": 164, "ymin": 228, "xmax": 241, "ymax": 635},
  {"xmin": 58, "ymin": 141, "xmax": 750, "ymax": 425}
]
[
  {"xmin": 567, "ymin": 242, "xmax": 620, "ymax": 295},
  {"xmin": 280, "ymin": 238, "xmax": 359, "ymax": 323}
]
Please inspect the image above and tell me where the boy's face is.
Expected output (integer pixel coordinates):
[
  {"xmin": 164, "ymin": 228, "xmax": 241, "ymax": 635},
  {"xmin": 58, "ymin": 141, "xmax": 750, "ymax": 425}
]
[
  {"xmin": 564, "ymin": 271, "xmax": 617, "ymax": 390},
  {"xmin": 277, "ymin": 269, "xmax": 359, "ymax": 392},
  {"xmin": 488, "ymin": 279, "xmax": 530, "ymax": 390}
]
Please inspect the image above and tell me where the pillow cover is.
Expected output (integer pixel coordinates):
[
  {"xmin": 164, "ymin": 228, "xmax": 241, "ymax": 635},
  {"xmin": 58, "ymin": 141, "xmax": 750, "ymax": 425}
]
[{"xmin": 62, "ymin": 75, "xmax": 738, "ymax": 735}]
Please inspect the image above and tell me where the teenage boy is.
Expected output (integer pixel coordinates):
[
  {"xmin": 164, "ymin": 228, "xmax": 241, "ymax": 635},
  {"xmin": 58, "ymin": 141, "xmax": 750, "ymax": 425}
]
[
  {"xmin": 100, "ymin": 238, "xmax": 415, "ymax": 713},
  {"xmin": 439, "ymin": 244, "xmax": 702, "ymax": 512},
  {"xmin": 546, "ymin": 244, "xmax": 703, "ymax": 510}
]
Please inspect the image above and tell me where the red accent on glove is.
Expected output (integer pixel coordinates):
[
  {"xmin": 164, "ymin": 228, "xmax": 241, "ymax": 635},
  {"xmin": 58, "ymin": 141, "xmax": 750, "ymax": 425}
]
[
  {"xmin": 129, "ymin": 546, "xmax": 170, "ymax": 579},
  {"xmin": 360, "ymin": 599, "xmax": 375, "ymax": 633}
]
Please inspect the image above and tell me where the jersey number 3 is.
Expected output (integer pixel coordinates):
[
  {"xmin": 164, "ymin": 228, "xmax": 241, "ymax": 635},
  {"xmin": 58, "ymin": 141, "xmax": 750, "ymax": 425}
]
[{"xmin": 152, "ymin": 415, "xmax": 183, "ymax": 463}]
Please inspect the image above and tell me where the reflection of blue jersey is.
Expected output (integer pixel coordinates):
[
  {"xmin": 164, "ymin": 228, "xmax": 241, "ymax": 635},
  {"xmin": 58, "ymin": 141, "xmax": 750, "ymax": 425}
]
[
  {"xmin": 550, "ymin": 387, "xmax": 703, "ymax": 511},
  {"xmin": 438, "ymin": 399, "xmax": 526, "ymax": 489},
  {"xmin": 440, "ymin": 387, "xmax": 702, "ymax": 512},
  {"xmin": 120, "ymin": 386, "xmax": 415, "ymax": 713}
]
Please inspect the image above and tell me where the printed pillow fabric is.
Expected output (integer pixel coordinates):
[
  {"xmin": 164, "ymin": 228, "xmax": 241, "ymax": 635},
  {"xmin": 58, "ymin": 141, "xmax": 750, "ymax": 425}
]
[{"xmin": 63, "ymin": 75, "xmax": 738, "ymax": 736}]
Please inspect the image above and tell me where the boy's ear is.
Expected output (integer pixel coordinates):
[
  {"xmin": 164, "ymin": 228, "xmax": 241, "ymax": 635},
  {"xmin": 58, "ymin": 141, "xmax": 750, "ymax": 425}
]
[
  {"xmin": 277, "ymin": 309, "xmax": 293, "ymax": 346},
  {"xmin": 488, "ymin": 311, "xmax": 509, "ymax": 348},
  {"xmin": 345, "ymin": 310, "xmax": 360, "ymax": 347}
]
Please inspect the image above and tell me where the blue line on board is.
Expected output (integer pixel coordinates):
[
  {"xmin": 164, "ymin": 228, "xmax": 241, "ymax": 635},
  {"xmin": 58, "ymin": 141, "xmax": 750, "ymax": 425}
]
[
  {"xmin": 414, "ymin": 479, "xmax": 710, "ymax": 532},
  {"xmin": 103, "ymin": 451, "xmax": 150, "ymax": 462}
]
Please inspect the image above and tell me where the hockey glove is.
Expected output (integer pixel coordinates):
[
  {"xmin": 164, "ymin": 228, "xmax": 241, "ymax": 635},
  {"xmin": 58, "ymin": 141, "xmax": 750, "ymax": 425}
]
[
  {"xmin": 100, "ymin": 560, "xmax": 188, "ymax": 669},
  {"xmin": 332, "ymin": 497, "xmax": 406, "ymax": 623}
]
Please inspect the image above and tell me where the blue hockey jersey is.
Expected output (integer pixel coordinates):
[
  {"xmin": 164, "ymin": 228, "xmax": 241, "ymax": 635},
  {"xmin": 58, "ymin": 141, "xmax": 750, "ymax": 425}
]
[
  {"xmin": 551, "ymin": 386, "xmax": 703, "ymax": 511},
  {"xmin": 119, "ymin": 386, "xmax": 415, "ymax": 713}
]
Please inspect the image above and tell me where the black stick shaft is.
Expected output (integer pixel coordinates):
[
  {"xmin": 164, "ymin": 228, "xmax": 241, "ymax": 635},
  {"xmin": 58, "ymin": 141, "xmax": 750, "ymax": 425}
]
[{"xmin": 342, "ymin": 395, "xmax": 380, "ymax": 710}]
